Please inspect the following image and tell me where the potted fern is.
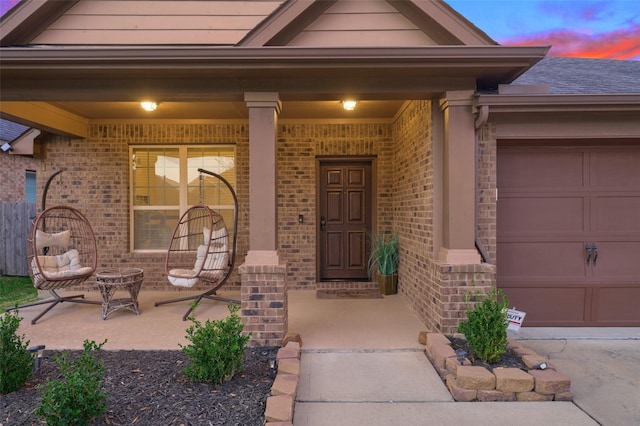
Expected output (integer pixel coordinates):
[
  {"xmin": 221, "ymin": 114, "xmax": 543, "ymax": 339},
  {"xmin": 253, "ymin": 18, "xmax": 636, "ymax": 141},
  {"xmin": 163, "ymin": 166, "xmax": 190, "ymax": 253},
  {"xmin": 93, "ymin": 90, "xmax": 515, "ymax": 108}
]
[{"xmin": 367, "ymin": 231, "xmax": 399, "ymax": 295}]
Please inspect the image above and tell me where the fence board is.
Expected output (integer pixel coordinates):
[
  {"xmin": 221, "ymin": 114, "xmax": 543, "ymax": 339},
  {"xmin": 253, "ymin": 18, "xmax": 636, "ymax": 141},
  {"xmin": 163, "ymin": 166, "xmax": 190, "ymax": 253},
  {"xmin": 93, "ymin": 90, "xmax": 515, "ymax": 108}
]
[{"xmin": 0, "ymin": 203, "xmax": 36, "ymax": 276}]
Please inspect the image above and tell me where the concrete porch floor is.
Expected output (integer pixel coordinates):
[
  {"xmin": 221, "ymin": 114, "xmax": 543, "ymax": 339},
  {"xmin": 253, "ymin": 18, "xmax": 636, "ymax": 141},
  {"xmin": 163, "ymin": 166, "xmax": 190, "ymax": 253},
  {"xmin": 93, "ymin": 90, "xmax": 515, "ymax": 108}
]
[{"xmin": 13, "ymin": 289, "xmax": 424, "ymax": 351}]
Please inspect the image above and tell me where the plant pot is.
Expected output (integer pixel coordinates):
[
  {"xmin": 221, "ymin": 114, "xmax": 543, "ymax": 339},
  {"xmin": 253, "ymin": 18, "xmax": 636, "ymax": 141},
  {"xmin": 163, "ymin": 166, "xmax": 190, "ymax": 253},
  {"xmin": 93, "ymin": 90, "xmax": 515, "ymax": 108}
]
[{"xmin": 377, "ymin": 274, "xmax": 398, "ymax": 295}]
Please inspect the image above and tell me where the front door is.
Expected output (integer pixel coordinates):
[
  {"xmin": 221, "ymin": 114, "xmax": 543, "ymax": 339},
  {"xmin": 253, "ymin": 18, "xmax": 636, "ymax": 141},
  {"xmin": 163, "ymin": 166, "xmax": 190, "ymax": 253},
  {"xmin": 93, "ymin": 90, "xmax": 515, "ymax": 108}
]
[{"xmin": 319, "ymin": 160, "xmax": 372, "ymax": 280}]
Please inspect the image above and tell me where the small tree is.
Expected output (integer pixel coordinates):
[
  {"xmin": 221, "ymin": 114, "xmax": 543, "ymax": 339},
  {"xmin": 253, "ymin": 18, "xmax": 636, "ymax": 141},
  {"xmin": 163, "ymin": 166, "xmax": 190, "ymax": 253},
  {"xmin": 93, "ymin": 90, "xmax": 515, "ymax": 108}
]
[
  {"xmin": 0, "ymin": 309, "xmax": 33, "ymax": 394},
  {"xmin": 180, "ymin": 303, "xmax": 251, "ymax": 385},
  {"xmin": 36, "ymin": 339, "xmax": 107, "ymax": 426},
  {"xmin": 458, "ymin": 287, "xmax": 509, "ymax": 363}
]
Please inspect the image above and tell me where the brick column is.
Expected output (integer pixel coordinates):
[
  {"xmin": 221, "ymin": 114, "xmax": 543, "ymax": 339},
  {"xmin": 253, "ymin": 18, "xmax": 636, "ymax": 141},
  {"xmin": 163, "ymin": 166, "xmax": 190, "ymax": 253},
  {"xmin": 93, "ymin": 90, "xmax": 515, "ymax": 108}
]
[
  {"xmin": 239, "ymin": 263, "xmax": 288, "ymax": 347},
  {"xmin": 240, "ymin": 92, "xmax": 288, "ymax": 347}
]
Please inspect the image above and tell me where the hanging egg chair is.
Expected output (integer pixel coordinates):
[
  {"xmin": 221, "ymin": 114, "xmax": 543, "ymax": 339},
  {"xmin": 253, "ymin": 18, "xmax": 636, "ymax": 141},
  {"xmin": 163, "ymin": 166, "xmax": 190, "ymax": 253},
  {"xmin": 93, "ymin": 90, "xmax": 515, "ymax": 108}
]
[
  {"xmin": 6, "ymin": 170, "xmax": 101, "ymax": 324},
  {"xmin": 155, "ymin": 168, "xmax": 239, "ymax": 320}
]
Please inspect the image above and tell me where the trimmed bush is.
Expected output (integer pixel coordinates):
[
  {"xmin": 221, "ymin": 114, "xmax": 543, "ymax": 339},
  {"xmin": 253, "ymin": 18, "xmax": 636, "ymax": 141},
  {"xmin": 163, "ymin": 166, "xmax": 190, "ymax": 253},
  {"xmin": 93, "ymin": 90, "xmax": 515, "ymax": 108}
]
[
  {"xmin": 458, "ymin": 287, "xmax": 509, "ymax": 363},
  {"xmin": 180, "ymin": 303, "xmax": 251, "ymax": 385},
  {"xmin": 36, "ymin": 339, "xmax": 107, "ymax": 426},
  {"xmin": 0, "ymin": 310, "xmax": 33, "ymax": 394}
]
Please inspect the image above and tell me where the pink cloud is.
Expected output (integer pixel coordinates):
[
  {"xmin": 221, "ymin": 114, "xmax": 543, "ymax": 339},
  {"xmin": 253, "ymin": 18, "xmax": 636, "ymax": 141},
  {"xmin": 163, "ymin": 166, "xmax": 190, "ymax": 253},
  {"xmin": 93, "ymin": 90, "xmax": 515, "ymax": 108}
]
[{"xmin": 501, "ymin": 24, "xmax": 640, "ymax": 60}]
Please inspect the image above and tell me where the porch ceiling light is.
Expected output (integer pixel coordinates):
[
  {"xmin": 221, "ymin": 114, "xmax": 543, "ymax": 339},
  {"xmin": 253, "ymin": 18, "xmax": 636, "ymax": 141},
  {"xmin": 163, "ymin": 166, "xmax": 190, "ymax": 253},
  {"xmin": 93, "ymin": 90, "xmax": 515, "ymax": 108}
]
[
  {"xmin": 140, "ymin": 101, "xmax": 158, "ymax": 112},
  {"xmin": 342, "ymin": 100, "xmax": 357, "ymax": 111}
]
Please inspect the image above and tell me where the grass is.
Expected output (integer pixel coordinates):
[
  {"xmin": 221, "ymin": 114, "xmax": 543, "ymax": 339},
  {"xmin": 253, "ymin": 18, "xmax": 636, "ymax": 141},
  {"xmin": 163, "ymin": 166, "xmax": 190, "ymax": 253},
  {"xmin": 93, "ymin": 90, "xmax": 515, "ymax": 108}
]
[{"xmin": 0, "ymin": 276, "xmax": 38, "ymax": 311}]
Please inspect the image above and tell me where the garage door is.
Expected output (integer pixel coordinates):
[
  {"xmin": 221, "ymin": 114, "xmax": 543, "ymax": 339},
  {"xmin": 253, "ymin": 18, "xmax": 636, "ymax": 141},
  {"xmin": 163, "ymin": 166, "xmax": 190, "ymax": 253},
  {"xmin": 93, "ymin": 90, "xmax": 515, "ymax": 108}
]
[{"xmin": 497, "ymin": 145, "xmax": 640, "ymax": 326}]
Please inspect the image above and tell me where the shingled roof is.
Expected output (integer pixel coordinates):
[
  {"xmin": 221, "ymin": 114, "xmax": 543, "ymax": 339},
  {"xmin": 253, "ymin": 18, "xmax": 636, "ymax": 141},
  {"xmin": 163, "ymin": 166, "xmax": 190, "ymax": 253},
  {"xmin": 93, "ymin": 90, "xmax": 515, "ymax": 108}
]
[{"xmin": 513, "ymin": 56, "xmax": 640, "ymax": 94}]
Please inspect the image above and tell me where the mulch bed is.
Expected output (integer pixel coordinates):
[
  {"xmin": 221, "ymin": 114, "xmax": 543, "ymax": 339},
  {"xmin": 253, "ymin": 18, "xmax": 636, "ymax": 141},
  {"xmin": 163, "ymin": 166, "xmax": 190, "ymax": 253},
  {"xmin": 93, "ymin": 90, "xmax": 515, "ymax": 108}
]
[
  {"xmin": 1, "ymin": 347, "xmax": 278, "ymax": 426},
  {"xmin": 448, "ymin": 336, "xmax": 527, "ymax": 371}
]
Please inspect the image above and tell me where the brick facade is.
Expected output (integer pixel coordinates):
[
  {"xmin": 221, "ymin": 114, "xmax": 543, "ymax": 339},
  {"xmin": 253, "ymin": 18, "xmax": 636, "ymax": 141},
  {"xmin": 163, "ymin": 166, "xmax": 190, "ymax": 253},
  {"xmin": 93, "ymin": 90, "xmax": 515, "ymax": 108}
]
[
  {"xmin": 0, "ymin": 147, "xmax": 41, "ymax": 203},
  {"xmin": 8, "ymin": 112, "xmax": 499, "ymax": 335}
]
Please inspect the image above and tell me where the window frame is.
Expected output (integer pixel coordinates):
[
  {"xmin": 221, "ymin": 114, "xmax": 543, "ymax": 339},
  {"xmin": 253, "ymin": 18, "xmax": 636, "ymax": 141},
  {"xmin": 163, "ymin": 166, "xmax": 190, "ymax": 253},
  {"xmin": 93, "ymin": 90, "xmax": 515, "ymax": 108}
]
[{"xmin": 129, "ymin": 144, "xmax": 236, "ymax": 253}]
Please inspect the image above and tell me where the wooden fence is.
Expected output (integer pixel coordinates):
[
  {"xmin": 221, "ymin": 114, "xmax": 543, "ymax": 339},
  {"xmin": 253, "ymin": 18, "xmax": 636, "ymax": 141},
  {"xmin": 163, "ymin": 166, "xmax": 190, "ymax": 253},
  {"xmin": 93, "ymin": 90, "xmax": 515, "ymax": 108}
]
[{"xmin": 0, "ymin": 203, "xmax": 36, "ymax": 276}]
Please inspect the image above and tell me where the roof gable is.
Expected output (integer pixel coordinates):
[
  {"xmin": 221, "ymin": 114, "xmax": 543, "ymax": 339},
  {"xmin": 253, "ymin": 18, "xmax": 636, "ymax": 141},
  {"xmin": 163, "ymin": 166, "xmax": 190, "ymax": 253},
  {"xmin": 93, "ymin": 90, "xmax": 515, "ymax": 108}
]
[
  {"xmin": 2, "ymin": 0, "xmax": 495, "ymax": 47},
  {"xmin": 242, "ymin": 0, "xmax": 495, "ymax": 46}
]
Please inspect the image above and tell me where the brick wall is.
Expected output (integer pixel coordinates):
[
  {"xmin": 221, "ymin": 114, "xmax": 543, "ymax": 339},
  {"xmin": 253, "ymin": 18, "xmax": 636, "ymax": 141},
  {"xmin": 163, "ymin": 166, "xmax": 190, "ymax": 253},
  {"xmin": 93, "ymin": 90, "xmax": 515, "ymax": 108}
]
[
  {"xmin": 391, "ymin": 101, "xmax": 497, "ymax": 334},
  {"xmin": 477, "ymin": 123, "xmax": 498, "ymax": 263},
  {"xmin": 34, "ymin": 122, "xmax": 396, "ymax": 291},
  {"xmin": 0, "ymin": 149, "xmax": 41, "ymax": 203},
  {"xmin": 38, "ymin": 123, "xmax": 249, "ymax": 291},
  {"xmin": 391, "ymin": 100, "xmax": 438, "ymax": 323}
]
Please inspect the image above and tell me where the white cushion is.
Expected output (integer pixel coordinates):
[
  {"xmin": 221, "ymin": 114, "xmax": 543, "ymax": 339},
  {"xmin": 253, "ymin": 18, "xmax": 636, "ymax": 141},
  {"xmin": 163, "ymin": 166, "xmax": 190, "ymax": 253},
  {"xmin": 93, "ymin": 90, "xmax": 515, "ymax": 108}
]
[
  {"xmin": 167, "ymin": 269, "xmax": 199, "ymax": 288},
  {"xmin": 203, "ymin": 226, "xmax": 227, "ymax": 246},
  {"xmin": 35, "ymin": 230, "xmax": 71, "ymax": 250},
  {"xmin": 168, "ymin": 243, "xmax": 229, "ymax": 287},
  {"xmin": 32, "ymin": 249, "xmax": 92, "ymax": 287}
]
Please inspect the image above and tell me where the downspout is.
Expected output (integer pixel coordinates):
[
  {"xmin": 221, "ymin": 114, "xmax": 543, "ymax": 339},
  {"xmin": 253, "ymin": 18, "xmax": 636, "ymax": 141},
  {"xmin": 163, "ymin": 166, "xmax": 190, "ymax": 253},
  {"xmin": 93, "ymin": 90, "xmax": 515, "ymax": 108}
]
[{"xmin": 474, "ymin": 104, "xmax": 491, "ymax": 263}]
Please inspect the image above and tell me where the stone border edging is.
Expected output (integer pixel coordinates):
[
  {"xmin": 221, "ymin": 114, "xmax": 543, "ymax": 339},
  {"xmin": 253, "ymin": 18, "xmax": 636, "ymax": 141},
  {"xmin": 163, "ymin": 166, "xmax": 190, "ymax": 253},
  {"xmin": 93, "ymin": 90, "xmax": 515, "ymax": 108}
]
[
  {"xmin": 264, "ymin": 332, "xmax": 303, "ymax": 425},
  {"xmin": 421, "ymin": 332, "xmax": 573, "ymax": 402}
]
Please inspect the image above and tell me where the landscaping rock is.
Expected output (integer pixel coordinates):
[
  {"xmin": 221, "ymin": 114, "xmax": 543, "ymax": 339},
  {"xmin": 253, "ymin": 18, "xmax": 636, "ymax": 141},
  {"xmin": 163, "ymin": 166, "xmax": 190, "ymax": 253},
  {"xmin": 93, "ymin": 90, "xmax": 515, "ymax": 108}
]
[
  {"xmin": 516, "ymin": 391, "xmax": 554, "ymax": 402},
  {"xmin": 456, "ymin": 366, "xmax": 496, "ymax": 390},
  {"xmin": 494, "ymin": 368, "xmax": 534, "ymax": 392},
  {"xmin": 446, "ymin": 375, "xmax": 477, "ymax": 402},
  {"xmin": 477, "ymin": 389, "xmax": 516, "ymax": 402},
  {"xmin": 529, "ymin": 369, "xmax": 571, "ymax": 394}
]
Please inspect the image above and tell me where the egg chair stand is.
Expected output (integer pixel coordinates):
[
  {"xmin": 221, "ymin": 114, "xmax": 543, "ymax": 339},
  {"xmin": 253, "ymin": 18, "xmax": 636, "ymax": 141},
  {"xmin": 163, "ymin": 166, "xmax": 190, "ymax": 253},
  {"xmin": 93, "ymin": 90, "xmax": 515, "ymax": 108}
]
[
  {"xmin": 155, "ymin": 168, "xmax": 239, "ymax": 321},
  {"xmin": 6, "ymin": 171, "xmax": 101, "ymax": 324}
]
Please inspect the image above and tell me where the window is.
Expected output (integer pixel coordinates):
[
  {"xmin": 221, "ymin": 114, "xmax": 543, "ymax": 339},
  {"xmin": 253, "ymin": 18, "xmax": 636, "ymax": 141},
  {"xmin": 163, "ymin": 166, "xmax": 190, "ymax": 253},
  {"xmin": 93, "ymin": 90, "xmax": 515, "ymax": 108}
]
[
  {"xmin": 25, "ymin": 170, "xmax": 36, "ymax": 203},
  {"xmin": 130, "ymin": 145, "xmax": 235, "ymax": 251}
]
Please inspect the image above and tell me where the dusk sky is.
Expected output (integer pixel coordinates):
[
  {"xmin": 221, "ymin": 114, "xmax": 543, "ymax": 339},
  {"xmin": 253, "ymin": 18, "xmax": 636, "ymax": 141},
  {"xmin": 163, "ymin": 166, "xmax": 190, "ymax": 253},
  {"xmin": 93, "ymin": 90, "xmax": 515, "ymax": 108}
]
[{"xmin": 1, "ymin": 0, "xmax": 638, "ymax": 60}]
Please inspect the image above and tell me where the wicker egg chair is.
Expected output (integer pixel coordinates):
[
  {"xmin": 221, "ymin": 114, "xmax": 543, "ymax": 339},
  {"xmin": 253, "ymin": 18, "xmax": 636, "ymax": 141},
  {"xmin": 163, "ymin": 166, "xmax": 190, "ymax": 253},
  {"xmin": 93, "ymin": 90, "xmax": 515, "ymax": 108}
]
[
  {"xmin": 6, "ymin": 205, "xmax": 101, "ymax": 324},
  {"xmin": 155, "ymin": 169, "xmax": 239, "ymax": 320}
]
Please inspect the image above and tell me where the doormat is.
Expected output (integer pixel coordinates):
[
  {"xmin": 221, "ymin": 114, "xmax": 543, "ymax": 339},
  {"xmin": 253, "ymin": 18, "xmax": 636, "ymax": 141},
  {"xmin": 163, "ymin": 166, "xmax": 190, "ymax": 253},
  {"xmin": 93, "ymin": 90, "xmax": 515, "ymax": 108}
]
[{"xmin": 316, "ymin": 289, "xmax": 383, "ymax": 299}]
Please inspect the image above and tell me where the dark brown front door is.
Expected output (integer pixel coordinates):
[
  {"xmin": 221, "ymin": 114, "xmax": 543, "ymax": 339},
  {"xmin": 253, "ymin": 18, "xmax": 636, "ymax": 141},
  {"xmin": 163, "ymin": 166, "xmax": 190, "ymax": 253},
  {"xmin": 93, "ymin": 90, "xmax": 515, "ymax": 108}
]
[
  {"xmin": 497, "ymin": 145, "xmax": 640, "ymax": 326},
  {"xmin": 319, "ymin": 161, "xmax": 372, "ymax": 280}
]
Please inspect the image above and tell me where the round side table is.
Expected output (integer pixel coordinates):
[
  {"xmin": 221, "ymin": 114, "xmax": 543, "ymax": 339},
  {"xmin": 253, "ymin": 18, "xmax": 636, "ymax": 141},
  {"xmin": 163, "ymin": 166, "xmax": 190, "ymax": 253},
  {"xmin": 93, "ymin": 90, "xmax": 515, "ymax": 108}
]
[{"xmin": 95, "ymin": 268, "xmax": 144, "ymax": 320}]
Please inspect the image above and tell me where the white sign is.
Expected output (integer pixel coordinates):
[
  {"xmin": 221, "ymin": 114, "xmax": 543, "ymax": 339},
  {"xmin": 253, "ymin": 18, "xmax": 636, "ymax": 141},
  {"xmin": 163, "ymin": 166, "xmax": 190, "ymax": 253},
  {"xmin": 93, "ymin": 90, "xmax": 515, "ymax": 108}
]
[{"xmin": 505, "ymin": 308, "xmax": 526, "ymax": 331}]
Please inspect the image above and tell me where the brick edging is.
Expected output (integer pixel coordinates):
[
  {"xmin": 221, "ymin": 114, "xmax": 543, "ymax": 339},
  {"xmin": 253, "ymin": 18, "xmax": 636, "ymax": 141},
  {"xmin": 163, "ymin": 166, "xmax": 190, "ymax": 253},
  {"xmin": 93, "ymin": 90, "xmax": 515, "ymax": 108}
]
[
  {"xmin": 264, "ymin": 332, "xmax": 303, "ymax": 425},
  {"xmin": 421, "ymin": 332, "xmax": 573, "ymax": 402}
]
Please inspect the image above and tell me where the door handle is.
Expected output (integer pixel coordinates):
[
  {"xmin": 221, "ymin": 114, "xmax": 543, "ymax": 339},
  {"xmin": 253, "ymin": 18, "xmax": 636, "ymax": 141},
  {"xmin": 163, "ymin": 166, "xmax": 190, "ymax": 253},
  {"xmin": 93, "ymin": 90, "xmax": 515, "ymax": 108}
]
[
  {"xmin": 320, "ymin": 216, "xmax": 326, "ymax": 231},
  {"xmin": 585, "ymin": 242, "xmax": 592, "ymax": 266},
  {"xmin": 592, "ymin": 242, "xmax": 598, "ymax": 266}
]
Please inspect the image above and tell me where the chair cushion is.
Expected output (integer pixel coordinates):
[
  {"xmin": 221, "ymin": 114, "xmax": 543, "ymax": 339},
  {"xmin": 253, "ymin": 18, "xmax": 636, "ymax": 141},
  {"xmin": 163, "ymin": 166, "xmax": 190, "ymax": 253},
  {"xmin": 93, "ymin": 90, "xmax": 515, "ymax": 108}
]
[
  {"xmin": 203, "ymin": 226, "xmax": 227, "ymax": 245},
  {"xmin": 37, "ymin": 249, "xmax": 85, "ymax": 273},
  {"xmin": 32, "ymin": 249, "xmax": 93, "ymax": 288},
  {"xmin": 35, "ymin": 230, "xmax": 71, "ymax": 250},
  {"xmin": 168, "ymin": 244, "xmax": 229, "ymax": 288}
]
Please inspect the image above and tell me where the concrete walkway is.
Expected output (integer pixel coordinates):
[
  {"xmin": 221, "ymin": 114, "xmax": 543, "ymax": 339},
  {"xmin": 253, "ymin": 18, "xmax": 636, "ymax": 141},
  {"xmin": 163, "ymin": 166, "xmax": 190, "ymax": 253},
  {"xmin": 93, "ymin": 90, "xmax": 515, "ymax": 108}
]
[
  {"xmin": 289, "ymin": 291, "xmax": 633, "ymax": 426},
  {"xmin": 12, "ymin": 289, "xmax": 640, "ymax": 425}
]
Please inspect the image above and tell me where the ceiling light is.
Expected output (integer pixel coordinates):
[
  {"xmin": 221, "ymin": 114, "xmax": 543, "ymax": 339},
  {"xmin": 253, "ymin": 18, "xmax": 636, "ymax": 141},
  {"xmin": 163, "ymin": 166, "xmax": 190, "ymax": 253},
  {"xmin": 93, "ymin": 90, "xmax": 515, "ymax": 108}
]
[
  {"xmin": 140, "ymin": 101, "xmax": 158, "ymax": 112},
  {"xmin": 342, "ymin": 100, "xmax": 357, "ymax": 111}
]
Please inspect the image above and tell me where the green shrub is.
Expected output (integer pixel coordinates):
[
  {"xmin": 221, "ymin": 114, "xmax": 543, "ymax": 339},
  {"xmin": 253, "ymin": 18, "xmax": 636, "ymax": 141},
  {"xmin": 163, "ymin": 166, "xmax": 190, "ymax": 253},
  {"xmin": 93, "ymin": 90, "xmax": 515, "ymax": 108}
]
[
  {"xmin": 457, "ymin": 287, "xmax": 509, "ymax": 363},
  {"xmin": 36, "ymin": 339, "xmax": 107, "ymax": 426},
  {"xmin": 180, "ymin": 303, "xmax": 251, "ymax": 385},
  {"xmin": 0, "ymin": 310, "xmax": 33, "ymax": 394}
]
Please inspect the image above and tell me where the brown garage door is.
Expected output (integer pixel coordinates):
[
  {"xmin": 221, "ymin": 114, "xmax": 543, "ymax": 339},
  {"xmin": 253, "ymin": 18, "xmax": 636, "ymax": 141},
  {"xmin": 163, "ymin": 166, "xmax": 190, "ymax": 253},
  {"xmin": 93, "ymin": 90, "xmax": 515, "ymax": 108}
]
[{"xmin": 497, "ymin": 145, "xmax": 640, "ymax": 326}]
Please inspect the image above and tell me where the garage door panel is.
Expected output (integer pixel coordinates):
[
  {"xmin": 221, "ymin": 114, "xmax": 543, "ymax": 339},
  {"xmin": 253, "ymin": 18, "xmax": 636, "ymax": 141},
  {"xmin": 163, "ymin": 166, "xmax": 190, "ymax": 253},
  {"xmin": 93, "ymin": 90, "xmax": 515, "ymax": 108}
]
[
  {"xmin": 498, "ymin": 197, "xmax": 585, "ymax": 234},
  {"xmin": 498, "ymin": 151, "xmax": 584, "ymax": 189},
  {"xmin": 591, "ymin": 149, "xmax": 640, "ymax": 187},
  {"xmin": 595, "ymin": 287, "xmax": 640, "ymax": 323},
  {"xmin": 592, "ymin": 196, "xmax": 640, "ymax": 233},
  {"xmin": 591, "ymin": 241, "xmax": 640, "ymax": 279},
  {"xmin": 498, "ymin": 242, "xmax": 586, "ymax": 278},
  {"xmin": 502, "ymin": 287, "xmax": 587, "ymax": 325},
  {"xmin": 498, "ymin": 146, "xmax": 640, "ymax": 326}
]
